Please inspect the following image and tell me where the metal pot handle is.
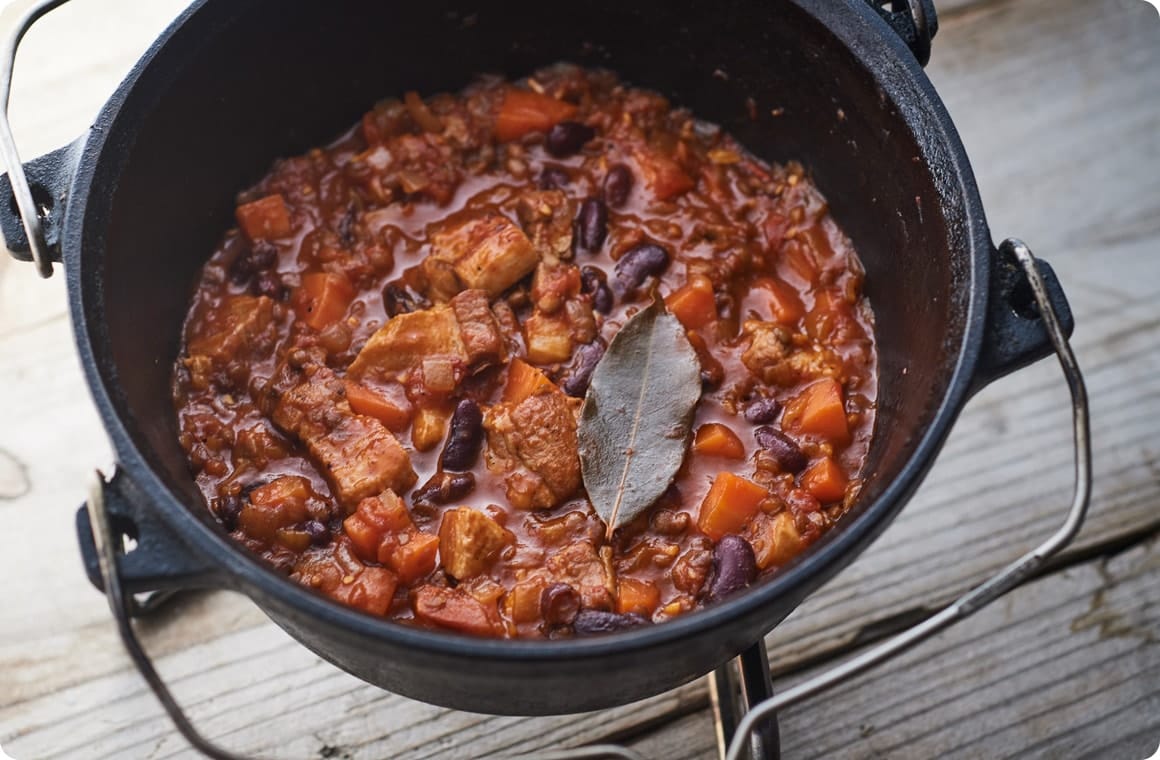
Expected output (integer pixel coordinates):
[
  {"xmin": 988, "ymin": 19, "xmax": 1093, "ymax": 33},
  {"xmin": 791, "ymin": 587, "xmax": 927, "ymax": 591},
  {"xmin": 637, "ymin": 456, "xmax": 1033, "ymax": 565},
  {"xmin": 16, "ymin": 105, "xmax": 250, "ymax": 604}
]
[{"xmin": 0, "ymin": 0, "xmax": 70, "ymax": 277}]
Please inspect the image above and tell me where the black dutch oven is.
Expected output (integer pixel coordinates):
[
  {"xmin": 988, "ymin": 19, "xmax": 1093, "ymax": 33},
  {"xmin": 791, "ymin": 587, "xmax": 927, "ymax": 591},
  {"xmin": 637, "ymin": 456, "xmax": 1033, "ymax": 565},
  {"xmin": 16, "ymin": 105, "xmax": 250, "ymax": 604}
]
[{"xmin": 2, "ymin": 0, "xmax": 1076, "ymax": 726}]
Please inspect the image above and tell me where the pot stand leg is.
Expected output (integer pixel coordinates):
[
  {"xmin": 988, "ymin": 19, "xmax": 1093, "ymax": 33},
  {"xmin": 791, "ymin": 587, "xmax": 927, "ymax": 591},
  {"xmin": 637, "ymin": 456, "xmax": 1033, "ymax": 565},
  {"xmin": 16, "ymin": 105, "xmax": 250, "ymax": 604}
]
[{"xmin": 709, "ymin": 644, "xmax": 779, "ymax": 760}]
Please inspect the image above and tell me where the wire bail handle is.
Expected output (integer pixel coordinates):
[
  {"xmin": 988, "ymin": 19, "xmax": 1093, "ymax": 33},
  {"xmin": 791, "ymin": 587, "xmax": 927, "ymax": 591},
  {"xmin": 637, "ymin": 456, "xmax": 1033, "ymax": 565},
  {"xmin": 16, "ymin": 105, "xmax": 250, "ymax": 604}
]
[{"xmin": 0, "ymin": 0, "xmax": 69, "ymax": 278}]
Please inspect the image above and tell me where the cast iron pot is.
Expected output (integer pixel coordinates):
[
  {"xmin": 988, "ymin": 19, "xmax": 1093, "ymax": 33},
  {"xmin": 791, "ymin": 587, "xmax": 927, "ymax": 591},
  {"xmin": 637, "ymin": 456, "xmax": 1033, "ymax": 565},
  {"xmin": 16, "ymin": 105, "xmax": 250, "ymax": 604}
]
[{"xmin": 2, "ymin": 0, "xmax": 1072, "ymax": 714}]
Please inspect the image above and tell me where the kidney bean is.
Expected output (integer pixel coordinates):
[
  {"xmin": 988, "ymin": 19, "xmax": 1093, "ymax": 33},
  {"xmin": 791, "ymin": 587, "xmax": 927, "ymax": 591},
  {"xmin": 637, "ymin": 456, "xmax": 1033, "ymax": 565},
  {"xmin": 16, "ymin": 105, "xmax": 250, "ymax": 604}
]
[
  {"xmin": 573, "ymin": 609, "xmax": 648, "ymax": 635},
  {"xmin": 383, "ymin": 282, "xmax": 427, "ymax": 318},
  {"xmin": 580, "ymin": 265, "xmax": 614, "ymax": 314},
  {"xmin": 576, "ymin": 198, "xmax": 608, "ymax": 253},
  {"xmin": 304, "ymin": 519, "xmax": 330, "ymax": 546},
  {"xmin": 615, "ymin": 243, "xmax": 670, "ymax": 290},
  {"xmin": 216, "ymin": 495, "xmax": 242, "ymax": 531},
  {"xmin": 562, "ymin": 341, "xmax": 606, "ymax": 397},
  {"xmin": 541, "ymin": 583, "xmax": 580, "ymax": 626},
  {"xmin": 744, "ymin": 398, "xmax": 781, "ymax": 424},
  {"xmin": 441, "ymin": 399, "xmax": 484, "ymax": 470},
  {"xmin": 413, "ymin": 471, "xmax": 476, "ymax": 507},
  {"xmin": 539, "ymin": 166, "xmax": 571, "ymax": 190},
  {"xmin": 706, "ymin": 535, "xmax": 758, "ymax": 602},
  {"xmin": 603, "ymin": 164, "xmax": 633, "ymax": 207},
  {"xmin": 545, "ymin": 120, "xmax": 595, "ymax": 157},
  {"xmin": 754, "ymin": 426, "xmax": 808, "ymax": 473}
]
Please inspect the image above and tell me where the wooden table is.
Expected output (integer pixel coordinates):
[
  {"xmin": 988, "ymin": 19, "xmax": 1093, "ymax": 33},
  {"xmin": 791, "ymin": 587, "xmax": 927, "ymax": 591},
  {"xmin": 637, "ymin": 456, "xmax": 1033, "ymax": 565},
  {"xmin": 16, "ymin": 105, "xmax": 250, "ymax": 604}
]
[{"xmin": 2, "ymin": 0, "xmax": 1157, "ymax": 757}]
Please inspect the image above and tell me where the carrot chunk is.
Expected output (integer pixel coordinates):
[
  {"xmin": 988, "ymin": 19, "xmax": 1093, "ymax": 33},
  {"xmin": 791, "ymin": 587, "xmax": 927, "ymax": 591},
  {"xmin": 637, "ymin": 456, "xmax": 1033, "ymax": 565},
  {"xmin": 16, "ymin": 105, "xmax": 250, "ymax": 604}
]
[
  {"xmin": 384, "ymin": 532, "xmax": 440, "ymax": 584},
  {"xmin": 503, "ymin": 358, "xmax": 556, "ymax": 404},
  {"xmin": 665, "ymin": 274, "xmax": 717, "ymax": 329},
  {"xmin": 783, "ymin": 378, "xmax": 849, "ymax": 444},
  {"xmin": 413, "ymin": 586, "xmax": 502, "ymax": 636},
  {"xmin": 343, "ymin": 491, "xmax": 414, "ymax": 561},
  {"xmin": 616, "ymin": 577, "xmax": 660, "ymax": 617},
  {"xmin": 693, "ymin": 423, "xmax": 746, "ymax": 460},
  {"xmin": 236, "ymin": 194, "xmax": 292, "ymax": 240},
  {"xmin": 800, "ymin": 456, "xmax": 848, "ymax": 503},
  {"xmin": 238, "ymin": 475, "xmax": 311, "ymax": 542},
  {"xmin": 293, "ymin": 272, "xmax": 354, "ymax": 330},
  {"xmin": 760, "ymin": 277, "xmax": 804, "ymax": 326},
  {"xmin": 495, "ymin": 89, "xmax": 577, "ymax": 142},
  {"xmin": 344, "ymin": 381, "xmax": 413, "ymax": 432},
  {"xmin": 697, "ymin": 472, "xmax": 769, "ymax": 541}
]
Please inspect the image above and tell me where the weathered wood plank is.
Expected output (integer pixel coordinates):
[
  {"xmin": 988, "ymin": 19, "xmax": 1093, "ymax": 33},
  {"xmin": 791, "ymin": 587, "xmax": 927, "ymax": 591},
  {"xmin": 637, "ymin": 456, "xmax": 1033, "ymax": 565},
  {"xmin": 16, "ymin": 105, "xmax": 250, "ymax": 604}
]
[
  {"xmin": 2, "ymin": 0, "xmax": 1158, "ymax": 758},
  {"xmin": 626, "ymin": 535, "xmax": 1160, "ymax": 760}
]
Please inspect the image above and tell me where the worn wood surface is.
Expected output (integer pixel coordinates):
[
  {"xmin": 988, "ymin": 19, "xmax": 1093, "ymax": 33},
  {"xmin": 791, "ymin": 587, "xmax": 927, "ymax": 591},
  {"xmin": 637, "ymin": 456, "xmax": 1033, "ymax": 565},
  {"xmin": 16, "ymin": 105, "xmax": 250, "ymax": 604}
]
[{"xmin": 1, "ymin": 0, "xmax": 1158, "ymax": 758}]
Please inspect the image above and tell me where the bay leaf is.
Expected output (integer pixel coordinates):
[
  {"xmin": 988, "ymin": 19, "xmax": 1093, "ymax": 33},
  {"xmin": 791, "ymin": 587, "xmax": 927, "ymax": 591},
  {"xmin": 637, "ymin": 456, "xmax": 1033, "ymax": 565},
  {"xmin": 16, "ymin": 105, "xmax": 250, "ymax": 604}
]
[{"xmin": 578, "ymin": 300, "xmax": 702, "ymax": 538}]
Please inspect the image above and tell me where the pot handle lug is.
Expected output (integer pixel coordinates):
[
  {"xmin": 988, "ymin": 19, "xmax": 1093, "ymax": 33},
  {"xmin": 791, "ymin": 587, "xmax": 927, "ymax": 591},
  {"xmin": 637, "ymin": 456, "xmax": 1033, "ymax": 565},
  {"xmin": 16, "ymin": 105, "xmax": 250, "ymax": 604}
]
[
  {"xmin": 0, "ymin": 0, "xmax": 74, "ymax": 277},
  {"xmin": 76, "ymin": 469, "xmax": 225, "ymax": 597},
  {"xmin": 971, "ymin": 238, "xmax": 1075, "ymax": 393},
  {"xmin": 863, "ymin": 0, "xmax": 939, "ymax": 66}
]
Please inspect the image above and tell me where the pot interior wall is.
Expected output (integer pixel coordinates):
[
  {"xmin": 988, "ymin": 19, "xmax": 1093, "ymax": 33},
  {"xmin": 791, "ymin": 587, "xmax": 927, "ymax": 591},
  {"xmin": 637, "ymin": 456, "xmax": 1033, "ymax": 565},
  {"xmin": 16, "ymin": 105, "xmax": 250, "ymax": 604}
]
[{"xmin": 87, "ymin": 0, "xmax": 970, "ymax": 554}]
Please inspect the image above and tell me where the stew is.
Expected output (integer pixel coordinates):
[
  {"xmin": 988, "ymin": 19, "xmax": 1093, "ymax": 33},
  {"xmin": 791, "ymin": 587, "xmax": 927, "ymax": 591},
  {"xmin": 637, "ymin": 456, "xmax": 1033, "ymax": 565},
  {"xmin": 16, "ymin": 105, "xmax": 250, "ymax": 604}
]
[{"xmin": 173, "ymin": 65, "xmax": 878, "ymax": 638}]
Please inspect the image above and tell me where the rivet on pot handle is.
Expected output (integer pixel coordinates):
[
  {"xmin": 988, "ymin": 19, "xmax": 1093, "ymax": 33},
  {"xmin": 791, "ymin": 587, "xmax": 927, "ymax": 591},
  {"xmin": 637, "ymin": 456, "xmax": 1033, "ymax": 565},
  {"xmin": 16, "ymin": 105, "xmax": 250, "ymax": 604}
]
[
  {"xmin": 0, "ymin": 0, "xmax": 73, "ymax": 277},
  {"xmin": 716, "ymin": 240, "xmax": 1092, "ymax": 760}
]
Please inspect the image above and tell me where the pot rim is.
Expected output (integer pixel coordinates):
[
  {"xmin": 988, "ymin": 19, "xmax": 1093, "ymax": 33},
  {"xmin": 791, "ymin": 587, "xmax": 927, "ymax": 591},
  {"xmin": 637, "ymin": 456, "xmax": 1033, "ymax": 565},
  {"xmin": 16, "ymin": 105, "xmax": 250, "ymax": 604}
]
[{"xmin": 63, "ymin": 0, "xmax": 989, "ymax": 663}]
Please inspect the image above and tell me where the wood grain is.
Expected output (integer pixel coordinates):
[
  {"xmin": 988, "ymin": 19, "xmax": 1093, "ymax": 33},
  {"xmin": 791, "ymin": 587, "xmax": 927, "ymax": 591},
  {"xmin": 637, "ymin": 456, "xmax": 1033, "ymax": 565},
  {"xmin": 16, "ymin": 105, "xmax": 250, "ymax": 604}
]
[{"xmin": 1, "ymin": 0, "xmax": 1158, "ymax": 758}]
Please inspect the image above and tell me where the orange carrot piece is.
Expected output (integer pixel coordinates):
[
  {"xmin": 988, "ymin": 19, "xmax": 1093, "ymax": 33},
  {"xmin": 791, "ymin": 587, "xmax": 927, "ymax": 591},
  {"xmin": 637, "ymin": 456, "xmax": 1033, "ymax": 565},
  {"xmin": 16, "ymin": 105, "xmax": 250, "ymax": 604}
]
[
  {"xmin": 239, "ymin": 476, "xmax": 311, "ymax": 542},
  {"xmin": 761, "ymin": 277, "xmax": 804, "ymax": 326},
  {"xmin": 784, "ymin": 378, "xmax": 849, "ymax": 444},
  {"xmin": 413, "ymin": 586, "xmax": 501, "ymax": 636},
  {"xmin": 236, "ymin": 194, "xmax": 292, "ymax": 240},
  {"xmin": 385, "ymin": 532, "xmax": 440, "ymax": 584},
  {"xmin": 333, "ymin": 566, "xmax": 397, "ymax": 617},
  {"xmin": 616, "ymin": 578, "xmax": 661, "ymax": 617},
  {"xmin": 800, "ymin": 457, "xmax": 848, "ymax": 503},
  {"xmin": 665, "ymin": 274, "xmax": 717, "ymax": 329},
  {"xmin": 293, "ymin": 271, "xmax": 354, "ymax": 330},
  {"xmin": 697, "ymin": 472, "xmax": 769, "ymax": 541},
  {"xmin": 345, "ymin": 381, "xmax": 413, "ymax": 432},
  {"xmin": 494, "ymin": 89, "xmax": 577, "ymax": 142},
  {"xmin": 343, "ymin": 513, "xmax": 382, "ymax": 562},
  {"xmin": 503, "ymin": 358, "xmax": 556, "ymax": 404},
  {"xmin": 693, "ymin": 423, "xmax": 746, "ymax": 460}
]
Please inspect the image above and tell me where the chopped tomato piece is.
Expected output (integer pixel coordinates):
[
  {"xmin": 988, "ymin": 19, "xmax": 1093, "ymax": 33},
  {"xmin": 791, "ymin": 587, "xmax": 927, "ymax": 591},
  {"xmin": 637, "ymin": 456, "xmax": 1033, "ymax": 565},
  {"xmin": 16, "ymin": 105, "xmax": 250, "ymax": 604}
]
[
  {"xmin": 697, "ymin": 473, "xmax": 769, "ymax": 541},
  {"xmin": 236, "ymin": 194, "xmax": 292, "ymax": 240},
  {"xmin": 665, "ymin": 275, "xmax": 717, "ymax": 329},
  {"xmin": 693, "ymin": 423, "xmax": 746, "ymax": 460},
  {"xmin": 783, "ymin": 378, "xmax": 849, "ymax": 445},
  {"xmin": 800, "ymin": 456, "xmax": 848, "ymax": 503},
  {"xmin": 293, "ymin": 272, "xmax": 354, "ymax": 330},
  {"xmin": 344, "ymin": 381, "xmax": 413, "ymax": 432},
  {"xmin": 495, "ymin": 89, "xmax": 577, "ymax": 142}
]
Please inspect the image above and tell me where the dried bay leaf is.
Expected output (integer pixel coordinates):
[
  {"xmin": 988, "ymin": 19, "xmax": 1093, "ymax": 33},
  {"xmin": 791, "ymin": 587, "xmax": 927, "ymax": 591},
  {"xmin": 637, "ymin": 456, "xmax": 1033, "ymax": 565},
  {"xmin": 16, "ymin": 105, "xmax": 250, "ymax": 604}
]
[{"xmin": 578, "ymin": 301, "xmax": 701, "ymax": 538}]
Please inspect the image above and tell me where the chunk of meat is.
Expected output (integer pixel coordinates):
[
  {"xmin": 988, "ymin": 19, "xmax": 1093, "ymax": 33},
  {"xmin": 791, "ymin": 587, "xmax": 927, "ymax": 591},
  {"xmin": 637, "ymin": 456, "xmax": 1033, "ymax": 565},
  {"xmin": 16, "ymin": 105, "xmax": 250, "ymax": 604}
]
[
  {"xmin": 347, "ymin": 289, "xmax": 506, "ymax": 380},
  {"xmin": 483, "ymin": 383, "xmax": 581, "ymax": 509},
  {"xmin": 292, "ymin": 539, "xmax": 398, "ymax": 617},
  {"xmin": 438, "ymin": 507, "xmax": 514, "ymax": 580},
  {"xmin": 188, "ymin": 295, "xmax": 276, "ymax": 366},
  {"xmin": 423, "ymin": 213, "xmax": 538, "ymax": 300},
  {"xmin": 740, "ymin": 321, "xmax": 840, "ymax": 387},
  {"xmin": 271, "ymin": 364, "xmax": 416, "ymax": 509},
  {"xmin": 545, "ymin": 541, "xmax": 615, "ymax": 611},
  {"xmin": 516, "ymin": 190, "xmax": 575, "ymax": 260},
  {"xmin": 412, "ymin": 585, "xmax": 503, "ymax": 636}
]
